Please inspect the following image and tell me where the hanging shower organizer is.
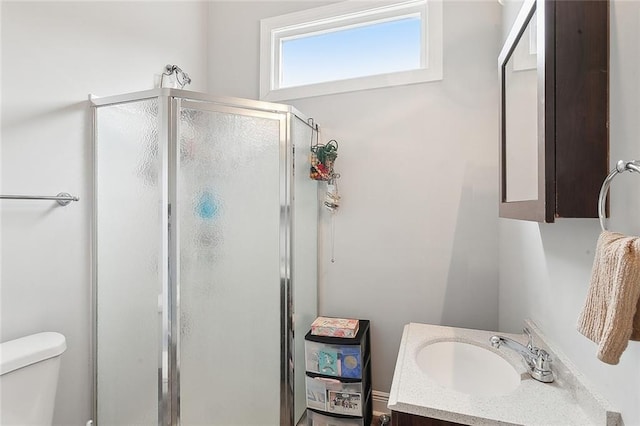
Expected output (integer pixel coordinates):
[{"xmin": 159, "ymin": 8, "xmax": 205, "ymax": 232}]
[
  {"xmin": 306, "ymin": 119, "xmax": 342, "ymax": 211},
  {"xmin": 310, "ymin": 140, "xmax": 338, "ymax": 181},
  {"xmin": 308, "ymin": 119, "xmax": 342, "ymax": 262},
  {"xmin": 309, "ymin": 120, "xmax": 339, "ymax": 182}
]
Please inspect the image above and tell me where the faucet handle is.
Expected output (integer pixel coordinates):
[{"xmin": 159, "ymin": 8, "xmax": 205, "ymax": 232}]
[
  {"xmin": 523, "ymin": 327, "xmax": 533, "ymax": 349},
  {"xmin": 533, "ymin": 347, "xmax": 552, "ymax": 369},
  {"xmin": 523, "ymin": 328, "xmax": 553, "ymax": 370},
  {"xmin": 531, "ymin": 347, "xmax": 554, "ymax": 382}
]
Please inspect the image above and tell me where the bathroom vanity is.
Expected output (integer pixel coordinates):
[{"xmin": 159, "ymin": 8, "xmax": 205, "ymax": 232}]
[
  {"xmin": 392, "ymin": 411, "xmax": 462, "ymax": 426},
  {"xmin": 388, "ymin": 322, "xmax": 621, "ymax": 425}
]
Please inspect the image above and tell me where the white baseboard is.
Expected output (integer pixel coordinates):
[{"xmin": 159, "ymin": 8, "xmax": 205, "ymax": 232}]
[{"xmin": 372, "ymin": 390, "xmax": 390, "ymax": 416}]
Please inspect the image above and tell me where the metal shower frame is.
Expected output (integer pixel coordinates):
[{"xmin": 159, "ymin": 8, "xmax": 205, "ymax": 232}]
[{"xmin": 89, "ymin": 88, "xmax": 316, "ymax": 426}]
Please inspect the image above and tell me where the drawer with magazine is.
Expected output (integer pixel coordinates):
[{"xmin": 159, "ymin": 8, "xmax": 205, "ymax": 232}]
[{"xmin": 305, "ymin": 372, "xmax": 369, "ymax": 416}]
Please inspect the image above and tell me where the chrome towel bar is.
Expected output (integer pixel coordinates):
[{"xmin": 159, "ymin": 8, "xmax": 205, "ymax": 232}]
[
  {"xmin": 0, "ymin": 192, "xmax": 79, "ymax": 206},
  {"xmin": 598, "ymin": 160, "xmax": 640, "ymax": 231}
]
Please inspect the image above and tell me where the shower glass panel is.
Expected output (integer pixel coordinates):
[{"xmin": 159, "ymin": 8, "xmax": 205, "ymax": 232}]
[
  {"xmin": 95, "ymin": 98, "xmax": 162, "ymax": 426},
  {"xmin": 292, "ymin": 117, "xmax": 318, "ymax": 423},
  {"xmin": 178, "ymin": 104, "xmax": 282, "ymax": 425},
  {"xmin": 91, "ymin": 89, "xmax": 318, "ymax": 426}
]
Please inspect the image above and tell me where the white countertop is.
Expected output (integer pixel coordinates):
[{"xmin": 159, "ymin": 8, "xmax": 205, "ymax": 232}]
[{"xmin": 388, "ymin": 322, "xmax": 621, "ymax": 425}]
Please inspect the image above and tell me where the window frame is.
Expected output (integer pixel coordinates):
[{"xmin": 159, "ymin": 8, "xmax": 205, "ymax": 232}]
[{"xmin": 259, "ymin": 0, "xmax": 443, "ymax": 101}]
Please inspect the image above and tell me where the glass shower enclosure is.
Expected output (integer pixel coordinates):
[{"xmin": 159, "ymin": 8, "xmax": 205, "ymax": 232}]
[{"xmin": 90, "ymin": 89, "xmax": 318, "ymax": 426}]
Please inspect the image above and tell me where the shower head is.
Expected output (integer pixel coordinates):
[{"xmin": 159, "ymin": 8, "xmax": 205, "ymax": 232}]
[{"xmin": 163, "ymin": 64, "xmax": 191, "ymax": 89}]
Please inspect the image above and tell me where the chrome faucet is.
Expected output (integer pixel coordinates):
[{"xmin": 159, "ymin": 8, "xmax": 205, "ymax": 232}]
[{"xmin": 490, "ymin": 328, "xmax": 554, "ymax": 383}]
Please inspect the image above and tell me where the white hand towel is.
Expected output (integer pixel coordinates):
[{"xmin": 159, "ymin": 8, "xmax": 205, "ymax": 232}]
[{"xmin": 577, "ymin": 230, "xmax": 640, "ymax": 365}]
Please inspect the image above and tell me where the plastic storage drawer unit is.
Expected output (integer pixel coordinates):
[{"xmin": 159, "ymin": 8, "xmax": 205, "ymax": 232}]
[{"xmin": 304, "ymin": 319, "xmax": 372, "ymax": 425}]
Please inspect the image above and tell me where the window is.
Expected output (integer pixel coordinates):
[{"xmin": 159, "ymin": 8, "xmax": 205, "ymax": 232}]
[{"xmin": 260, "ymin": 0, "xmax": 443, "ymax": 101}]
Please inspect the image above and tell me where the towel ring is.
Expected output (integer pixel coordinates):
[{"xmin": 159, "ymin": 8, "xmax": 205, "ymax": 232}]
[{"xmin": 598, "ymin": 160, "xmax": 640, "ymax": 231}]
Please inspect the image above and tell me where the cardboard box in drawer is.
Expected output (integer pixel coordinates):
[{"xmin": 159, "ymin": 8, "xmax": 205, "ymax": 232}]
[{"xmin": 311, "ymin": 317, "xmax": 359, "ymax": 338}]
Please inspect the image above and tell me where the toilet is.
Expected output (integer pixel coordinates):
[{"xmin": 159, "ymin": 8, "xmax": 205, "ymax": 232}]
[{"xmin": 0, "ymin": 332, "xmax": 67, "ymax": 425}]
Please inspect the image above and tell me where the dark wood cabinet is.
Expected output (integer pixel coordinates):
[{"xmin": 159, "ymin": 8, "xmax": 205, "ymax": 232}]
[
  {"xmin": 391, "ymin": 411, "xmax": 466, "ymax": 426},
  {"xmin": 499, "ymin": 0, "xmax": 609, "ymax": 222}
]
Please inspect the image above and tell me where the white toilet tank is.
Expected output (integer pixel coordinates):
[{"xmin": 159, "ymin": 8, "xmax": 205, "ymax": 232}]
[{"xmin": 0, "ymin": 332, "xmax": 67, "ymax": 425}]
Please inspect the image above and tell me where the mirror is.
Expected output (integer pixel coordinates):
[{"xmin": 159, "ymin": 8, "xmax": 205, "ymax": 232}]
[
  {"xmin": 504, "ymin": 10, "xmax": 538, "ymax": 202},
  {"xmin": 498, "ymin": 0, "xmax": 550, "ymax": 222}
]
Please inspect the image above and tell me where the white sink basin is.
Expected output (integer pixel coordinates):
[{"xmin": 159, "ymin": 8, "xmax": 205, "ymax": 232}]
[{"xmin": 415, "ymin": 340, "xmax": 521, "ymax": 396}]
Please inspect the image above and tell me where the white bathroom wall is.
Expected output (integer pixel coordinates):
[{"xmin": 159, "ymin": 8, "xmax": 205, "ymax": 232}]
[
  {"xmin": 498, "ymin": 0, "xmax": 640, "ymax": 424},
  {"xmin": 0, "ymin": 2, "xmax": 208, "ymax": 424},
  {"xmin": 208, "ymin": 0, "xmax": 502, "ymax": 394},
  {"xmin": 5, "ymin": 0, "xmax": 638, "ymax": 423},
  {"xmin": 2, "ymin": 0, "xmax": 504, "ymax": 420}
]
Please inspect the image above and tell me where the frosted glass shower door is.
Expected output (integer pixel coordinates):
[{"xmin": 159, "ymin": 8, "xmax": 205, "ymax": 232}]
[
  {"xmin": 177, "ymin": 102, "xmax": 284, "ymax": 425},
  {"xmin": 94, "ymin": 98, "xmax": 163, "ymax": 426}
]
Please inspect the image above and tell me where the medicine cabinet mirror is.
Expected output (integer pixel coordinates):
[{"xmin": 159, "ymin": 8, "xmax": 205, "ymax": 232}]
[{"xmin": 499, "ymin": 0, "xmax": 609, "ymax": 222}]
